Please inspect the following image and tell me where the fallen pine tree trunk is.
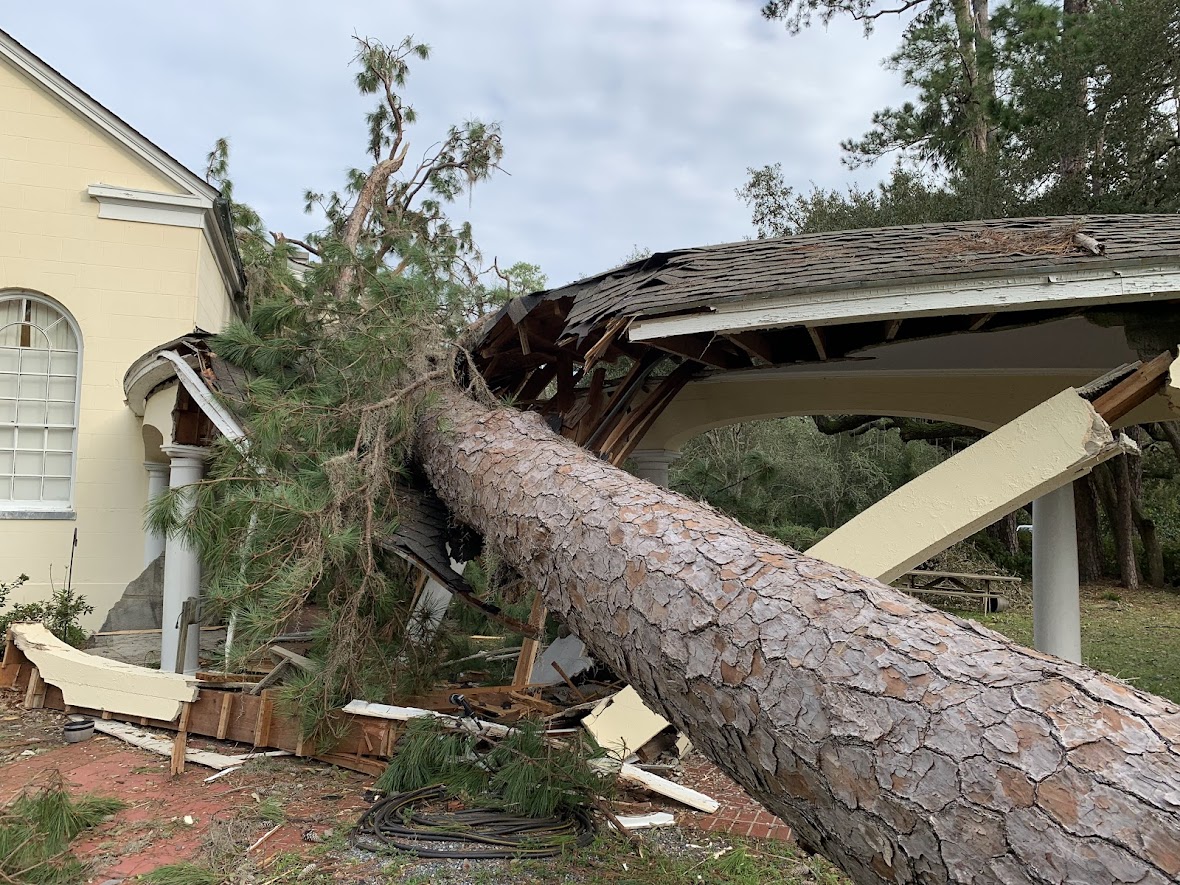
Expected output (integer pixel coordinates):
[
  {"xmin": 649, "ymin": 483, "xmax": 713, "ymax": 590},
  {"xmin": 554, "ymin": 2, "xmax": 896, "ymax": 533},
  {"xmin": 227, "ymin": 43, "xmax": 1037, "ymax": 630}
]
[{"xmin": 417, "ymin": 387, "xmax": 1180, "ymax": 885}]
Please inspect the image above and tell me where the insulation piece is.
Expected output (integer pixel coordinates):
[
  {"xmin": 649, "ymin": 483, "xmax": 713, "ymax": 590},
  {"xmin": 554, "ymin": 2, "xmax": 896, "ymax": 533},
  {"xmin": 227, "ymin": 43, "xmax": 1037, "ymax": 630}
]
[
  {"xmin": 10, "ymin": 623, "xmax": 198, "ymax": 721},
  {"xmin": 807, "ymin": 389, "xmax": 1127, "ymax": 583},
  {"xmin": 533, "ymin": 635, "xmax": 594, "ymax": 687}
]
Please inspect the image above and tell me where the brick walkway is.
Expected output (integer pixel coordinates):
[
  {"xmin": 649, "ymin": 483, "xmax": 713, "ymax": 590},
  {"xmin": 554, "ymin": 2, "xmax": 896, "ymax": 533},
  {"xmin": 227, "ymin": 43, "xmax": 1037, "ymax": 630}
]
[{"xmin": 675, "ymin": 752, "xmax": 794, "ymax": 841}]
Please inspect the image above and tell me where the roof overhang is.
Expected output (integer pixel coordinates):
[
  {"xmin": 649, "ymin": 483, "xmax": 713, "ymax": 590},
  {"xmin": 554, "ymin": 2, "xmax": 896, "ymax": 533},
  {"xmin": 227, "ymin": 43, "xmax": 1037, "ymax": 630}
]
[{"xmin": 628, "ymin": 262, "xmax": 1180, "ymax": 341}]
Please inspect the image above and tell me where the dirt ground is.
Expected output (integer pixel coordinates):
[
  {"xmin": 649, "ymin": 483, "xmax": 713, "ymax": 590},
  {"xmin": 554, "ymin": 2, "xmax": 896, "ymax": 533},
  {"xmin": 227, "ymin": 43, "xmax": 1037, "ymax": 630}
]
[{"xmin": 0, "ymin": 691, "xmax": 813, "ymax": 884}]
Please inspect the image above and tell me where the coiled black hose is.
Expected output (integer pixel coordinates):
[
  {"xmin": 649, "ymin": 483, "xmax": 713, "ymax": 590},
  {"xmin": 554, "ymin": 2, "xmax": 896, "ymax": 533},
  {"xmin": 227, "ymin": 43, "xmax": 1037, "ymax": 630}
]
[{"xmin": 351, "ymin": 785, "xmax": 596, "ymax": 859}]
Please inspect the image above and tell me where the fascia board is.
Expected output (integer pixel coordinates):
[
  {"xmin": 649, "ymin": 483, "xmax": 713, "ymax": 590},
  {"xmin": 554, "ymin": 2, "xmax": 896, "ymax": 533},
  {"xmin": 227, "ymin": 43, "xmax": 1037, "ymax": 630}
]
[{"xmin": 628, "ymin": 264, "xmax": 1180, "ymax": 341}]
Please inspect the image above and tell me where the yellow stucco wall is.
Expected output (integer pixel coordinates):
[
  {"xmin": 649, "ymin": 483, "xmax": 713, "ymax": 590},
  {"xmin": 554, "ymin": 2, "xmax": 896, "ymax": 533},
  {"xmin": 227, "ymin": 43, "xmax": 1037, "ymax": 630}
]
[{"xmin": 0, "ymin": 59, "xmax": 228, "ymax": 630}]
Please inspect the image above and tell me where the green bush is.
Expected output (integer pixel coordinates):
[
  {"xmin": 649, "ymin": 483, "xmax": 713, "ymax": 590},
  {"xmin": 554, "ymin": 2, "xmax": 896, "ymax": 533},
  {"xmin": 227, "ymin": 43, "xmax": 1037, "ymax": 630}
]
[{"xmin": 0, "ymin": 575, "xmax": 92, "ymax": 648}]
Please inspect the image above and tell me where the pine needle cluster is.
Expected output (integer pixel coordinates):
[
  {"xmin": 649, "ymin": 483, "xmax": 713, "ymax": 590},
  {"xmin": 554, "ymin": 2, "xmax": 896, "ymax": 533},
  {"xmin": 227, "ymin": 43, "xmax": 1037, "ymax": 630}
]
[
  {"xmin": 376, "ymin": 718, "xmax": 614, "ymax": 818},
  {"xmin": 0, "ymin": 773, "xmax": 124, "ymax": 884}
]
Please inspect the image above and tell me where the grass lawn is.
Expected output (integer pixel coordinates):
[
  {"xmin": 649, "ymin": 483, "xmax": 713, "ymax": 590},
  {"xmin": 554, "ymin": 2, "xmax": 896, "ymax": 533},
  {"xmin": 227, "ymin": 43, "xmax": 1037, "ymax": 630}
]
[{"xmin": 962, "ymin": 583, "xmax": 1180, "ymax": 703}]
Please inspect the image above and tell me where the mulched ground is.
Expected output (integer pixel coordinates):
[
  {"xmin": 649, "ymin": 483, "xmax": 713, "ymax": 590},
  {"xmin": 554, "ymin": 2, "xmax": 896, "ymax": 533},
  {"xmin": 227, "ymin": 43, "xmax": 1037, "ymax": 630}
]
[{"xmin": 0, "ymin": 691, "xmax": 794, "ymax": 882}]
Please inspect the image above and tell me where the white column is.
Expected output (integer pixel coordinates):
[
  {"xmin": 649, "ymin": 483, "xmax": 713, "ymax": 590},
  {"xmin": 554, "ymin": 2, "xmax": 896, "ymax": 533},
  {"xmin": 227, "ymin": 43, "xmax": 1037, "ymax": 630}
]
[
  {"xmin": 160, "ymin": 444, "xmax": 210, "ymax": 675},
  {"xmin": 630, "ymin": 449, "xmax": 681, "ymax": 488},
  {"xmin": 143, "ymin": 461, "xmax": 169, "ymax": 567},
  {"xmin": 1032, "ymin": 483, "xmax": 1082, "ymax": 663}
]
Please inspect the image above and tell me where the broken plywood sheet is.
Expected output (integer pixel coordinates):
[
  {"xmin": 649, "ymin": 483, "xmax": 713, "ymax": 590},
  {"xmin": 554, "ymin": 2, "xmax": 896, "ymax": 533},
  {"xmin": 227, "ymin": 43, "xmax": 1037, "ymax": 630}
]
[
  {"xmin": 807, "ymin": 389, "xmax": 1127, "ymax": 583},
  {"xmin": 533, "ymin": 635, "xmax": 594, "ymax": 686},
  {"xmin": 582, "ymin": 684, "xmax": 670, "ymax": 759},
  {"xmin": 10, "ymin": 623, "xmax": 198, "ymax": 721}
]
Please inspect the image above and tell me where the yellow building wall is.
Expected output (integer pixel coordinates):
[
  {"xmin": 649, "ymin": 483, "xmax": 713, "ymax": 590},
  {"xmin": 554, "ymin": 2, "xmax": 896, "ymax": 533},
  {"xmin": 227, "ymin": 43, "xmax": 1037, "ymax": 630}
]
[
  {"xmin": 0, "ymin": 59, "xmax": 220, "ymax": 631},
  {"xmin": 195, "ymin": 235, "xmax": 234, "ymax": 333}
]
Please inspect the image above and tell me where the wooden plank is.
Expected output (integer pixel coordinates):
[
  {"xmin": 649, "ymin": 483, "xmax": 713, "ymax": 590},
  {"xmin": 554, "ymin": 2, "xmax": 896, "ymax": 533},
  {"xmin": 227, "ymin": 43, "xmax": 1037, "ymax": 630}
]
[
  {"xmin": 216, "ymin": 692, "xmax": 233, "ymax": 740},
  {"xmin": 611, "ymin": 363, "xmax": 697, "ymax": 464},
  {"xmin": 513, "ymin": 593, "xmax": 547, "ymax": 687},
  {"xmin": 269, "ymin": 646, "xmax": 314, "ymax": 671},
  {"xmin": 583, "ymin": 351, "xmax": 663, "ymax": 450},
  {"xmin": 807, "ymin": 326, "xmax": 828, "ymax": 361},
  {"xmin": 0, "ymin": 630, "xmax": 26, "ymax": 689},
  {"xmin": 885, "ymin": 318, "xmax": 903, "ymax": 341},
  {"xmin": 582, "ymin": 316, "xmax": 629, "ymax": 372},
  {"xmin": 969, "ymin": 313, "xmax": 994, "ymax": 331},
  {"xmin": 254, "ymin": 691, "xmax": 275, "ymax": 748},
  {"xmin": 1092, "ymin": 350, "xmax": 1175, "ymax": 423},
  {"xmin": 724, "ymin": 330, "xmax": 775, "ymax": 364},
  {"xmin": 94, "ymin": 720, "xmax": 242, "ymax": 770},
  {"xmin": 171, "ymin": 702, "xmax": 192, "ymax": 776},
  {"xmin": 24, "ymin": 666, "xmax": 46, "ymax": 710},
  {"xmin": 173, "ymin": 597, "xmax": 198, "ymax": 674}
]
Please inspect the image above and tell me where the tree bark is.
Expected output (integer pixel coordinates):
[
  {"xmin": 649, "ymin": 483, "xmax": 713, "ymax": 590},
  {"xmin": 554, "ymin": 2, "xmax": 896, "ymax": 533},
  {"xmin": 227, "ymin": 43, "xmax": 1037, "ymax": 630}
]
[
  {"xmin": 986, "ymin": 512, "xmax": 1019, "ymax": 558},
  {"xmin": 416, "ymin": 388, "xmax": 1180, "ymax": 885},
  {"xmin": 1073, "ymin": 475, "xmax": 1104, "ymax": 583},
  {"xmin": 1096, "ymin": 460, "xmax": 1140, "ymax": 591}
]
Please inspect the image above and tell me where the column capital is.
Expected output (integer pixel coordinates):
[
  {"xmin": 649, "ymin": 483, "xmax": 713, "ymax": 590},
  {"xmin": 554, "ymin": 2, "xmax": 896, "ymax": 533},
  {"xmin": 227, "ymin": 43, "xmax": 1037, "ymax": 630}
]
[
  {"xmin": 161, "ymin": 444, "xmax": 212, "ymax": 465},
  {"xmin": 143, "ymin": 460, "xmax": 170, "ymax": 476},
  {"xmin": 630, "ymin": 449, "xmax": 682, "ymax": 469}
]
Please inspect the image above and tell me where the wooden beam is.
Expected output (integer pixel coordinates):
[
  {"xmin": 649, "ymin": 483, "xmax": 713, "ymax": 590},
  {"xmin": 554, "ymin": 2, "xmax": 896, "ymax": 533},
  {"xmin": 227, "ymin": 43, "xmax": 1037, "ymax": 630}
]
[
  {"xmin": 646, "ymin": 333, "xmax": 749, "ymax": 370},
  {"xmin": 610, "ymin": 362, "xmax": 698, "ymax": 465},
  {"xmin": 516, "ymin": 323, "xmax": 531, "ymax": 356},
  {"xmin": 724, "ymin": 330, "xmax": 776, "ymax": 364},
  {"xmin": 885, "ymin": 319, "xmax": 903, "ymax": 341},
  {"xmin": 583, "ymin": 351, "xmax": 663, "ymax": 450},
  {"xmin": 1092, "ymin": 350, "xmax": 1176, "ymax": 424},
  {"xmin": 969, "ymin": 313, "xmax": 995, "ymax": 331},
  {"xmin": 513, "ymin": 592, "xmax": 547, "ymax": 687},
  {"xmin": 171, "ymin": 702, "xmax": 191, "ymax": 776},
  {"xmin": 582, "ymin": 316, "xmax": 629, "ymax": 373},
  {"xmin": 807, "ymin": 326, "xmax": 828, "ymax": 361}
]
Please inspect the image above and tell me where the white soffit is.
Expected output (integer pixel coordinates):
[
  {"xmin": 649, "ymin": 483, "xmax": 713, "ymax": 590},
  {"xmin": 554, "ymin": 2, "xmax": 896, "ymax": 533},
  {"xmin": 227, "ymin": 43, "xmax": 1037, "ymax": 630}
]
[{"xmin": 628, "ymin": 264, "xmax": 1180, "ymax": 341}]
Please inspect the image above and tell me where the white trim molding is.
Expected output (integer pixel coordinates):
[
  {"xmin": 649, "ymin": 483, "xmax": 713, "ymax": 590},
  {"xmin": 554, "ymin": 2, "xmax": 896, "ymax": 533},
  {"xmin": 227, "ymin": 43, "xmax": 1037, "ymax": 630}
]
[
  {"xmin": 87, "ymin": 184, "xmax": 209, "ymax": 228},
  {"xmin": 628, "ymin": 264, "xmax": 1180, "ymax": 341}
]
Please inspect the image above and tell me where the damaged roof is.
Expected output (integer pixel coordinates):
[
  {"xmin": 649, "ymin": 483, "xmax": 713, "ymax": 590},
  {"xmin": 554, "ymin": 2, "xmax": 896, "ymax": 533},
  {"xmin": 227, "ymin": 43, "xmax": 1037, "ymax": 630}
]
[{"xmin": 508, "ymin": 215, "xmax": 1180, "ymax": 343}]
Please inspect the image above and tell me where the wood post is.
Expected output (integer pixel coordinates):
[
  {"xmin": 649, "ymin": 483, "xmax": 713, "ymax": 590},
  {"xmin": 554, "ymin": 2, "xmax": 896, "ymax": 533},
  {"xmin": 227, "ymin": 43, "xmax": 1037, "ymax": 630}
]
[
  {"xmin": 170, "ymin": 701, "xmax": 192, "ymax": 775},
  {"xmin": 23, "ymin": 666, "xmax": 46, "ymax": 709},
  {"xmin": 512, "ymin": 593, "xmax": 547, "ymax": 686}
]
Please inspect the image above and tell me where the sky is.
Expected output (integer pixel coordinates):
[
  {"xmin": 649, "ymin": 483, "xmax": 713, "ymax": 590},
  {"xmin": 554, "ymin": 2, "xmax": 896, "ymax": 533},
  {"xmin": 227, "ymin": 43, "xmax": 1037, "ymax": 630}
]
[{"xmin": 4, "ymin": 2, "xmax": 910, "ymax": 288}]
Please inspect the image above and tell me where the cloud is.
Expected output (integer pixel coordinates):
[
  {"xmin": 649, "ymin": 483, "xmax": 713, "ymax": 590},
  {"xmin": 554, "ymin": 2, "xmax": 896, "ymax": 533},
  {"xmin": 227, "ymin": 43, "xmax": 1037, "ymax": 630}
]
[{"xmin": 5, "ymin": 1, "xmax": 910, "ymax": 286}]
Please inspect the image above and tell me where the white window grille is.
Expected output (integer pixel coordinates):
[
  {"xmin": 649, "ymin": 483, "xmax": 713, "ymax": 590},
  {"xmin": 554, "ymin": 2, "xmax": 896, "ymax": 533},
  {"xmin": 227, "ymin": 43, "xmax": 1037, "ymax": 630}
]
[{"xmin": 0, "ymin": 294, "xmax": 81, "ymax": 509}]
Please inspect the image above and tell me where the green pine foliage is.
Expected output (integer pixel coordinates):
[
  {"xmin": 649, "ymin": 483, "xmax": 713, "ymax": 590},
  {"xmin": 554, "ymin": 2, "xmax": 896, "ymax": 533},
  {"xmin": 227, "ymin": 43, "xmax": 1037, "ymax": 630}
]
[
  {"xmin": 0, "ymin": 777, "xmax": 123, "ymax": 884},
  {"xmin": 148, "ymin": 36, "xmax": 509, "ymax": 735},
  {"xmin": 376, "ymin": 718, "xmax": 613, "ymax": 818},
  {"xmin": 0, "ymin": 574, "xmax": 93, "ymax": 648}
]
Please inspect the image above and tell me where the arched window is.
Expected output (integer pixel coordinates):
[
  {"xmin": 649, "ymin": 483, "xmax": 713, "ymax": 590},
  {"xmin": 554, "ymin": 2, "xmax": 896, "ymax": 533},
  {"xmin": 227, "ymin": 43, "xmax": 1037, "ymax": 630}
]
[{"xmin": 0, "ymin": 293, "xmax": 81, "ymax": 511}]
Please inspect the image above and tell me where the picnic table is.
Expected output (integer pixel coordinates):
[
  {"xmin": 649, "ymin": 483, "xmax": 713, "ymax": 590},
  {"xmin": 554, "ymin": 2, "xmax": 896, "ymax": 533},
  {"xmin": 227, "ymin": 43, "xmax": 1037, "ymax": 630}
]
[{"xmin": 897, "ymin": 570, "xmax": 1021, "ymax": 613}]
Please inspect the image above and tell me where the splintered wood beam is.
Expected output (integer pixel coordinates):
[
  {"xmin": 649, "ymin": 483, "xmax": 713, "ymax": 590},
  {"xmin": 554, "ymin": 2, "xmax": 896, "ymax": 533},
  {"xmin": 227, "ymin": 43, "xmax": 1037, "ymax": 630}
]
[
  {"xmin": 575, "ymin": 367, "xmax": 608, "ymax": 445},
  {"xmin": 513, "ymin": 593, "xmax": 547, "ymax": 686},
  {"xmin": 583, "ymin": 316, "xmax": 630, "ymax": 373},
  {"xmin": 597, "ymin": 361, "xmax": 696, "ymax": 462},
  {"xmin": 807, "ymin": 326, "xmax": 828, "ymax": 361},
  {"xmin": 969, "ymin": 313, "xmax": 995, "ymax": 331},
  {"xmin": 583, "ymin": 351, "xmax": 663, "ymax": 450},
  {"xmin": 516, "ymin": 323, "xmax": 531, "ymax": 356},
  {"xmin": 1092, "ymin": 350, "xmax": 1176, "ymax": 424},
  {"xmin": 724, "ymin": 330, "xmax": 776, "ymax": 364},
  {"xmin": 611, "ymin": 362, "xmax": 697, "ymax": 465},
  {"xmin": 884, "ymin": 319, "xmax": 903, "ymax": 341},
  {"xmin": 515, "ymin": 363, "xmax": 558, "ymax": 404}
]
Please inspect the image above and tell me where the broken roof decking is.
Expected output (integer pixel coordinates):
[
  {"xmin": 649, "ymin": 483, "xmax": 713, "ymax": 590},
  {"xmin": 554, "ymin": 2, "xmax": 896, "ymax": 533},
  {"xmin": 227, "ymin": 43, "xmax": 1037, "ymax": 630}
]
[{"xmin": 473, "ymin": 214, "xmax": 1180, "ymax": 465}]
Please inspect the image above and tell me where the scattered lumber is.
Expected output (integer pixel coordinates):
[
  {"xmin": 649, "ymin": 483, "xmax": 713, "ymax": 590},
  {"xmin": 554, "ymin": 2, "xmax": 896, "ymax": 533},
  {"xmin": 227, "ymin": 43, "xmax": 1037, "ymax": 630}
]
[
  {"xmin": 341, "ymin": 698, "xmax": 719, "ymax": 812},
  {"xmin": 95, "ymin": 720, "xmax": 243, "ymax": 770}
]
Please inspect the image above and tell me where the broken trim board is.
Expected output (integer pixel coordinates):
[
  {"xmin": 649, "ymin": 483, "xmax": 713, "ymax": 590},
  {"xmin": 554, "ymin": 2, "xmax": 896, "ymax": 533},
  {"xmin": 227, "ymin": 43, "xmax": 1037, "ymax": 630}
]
[
  {"xmin": 582, "ymin": 684, "xmax": 670, "ymax": 759},
  {"xmin": 9, "ymin": 624, "xmax": 198, "ymax": 721},
  {"xmin": 607, "ymin": 812, "xmax": 676, "ymax": 831},
  {"xmin": 341, "ymin": 698, "xmax": 719, "ymax": 812},
  {"xmin": 807, "ymin": 389, "xmax": 1128, "ymax": 583},
  {"xmin": 95, "ymin": 720, "xmax": 242, "ymax": 769}
]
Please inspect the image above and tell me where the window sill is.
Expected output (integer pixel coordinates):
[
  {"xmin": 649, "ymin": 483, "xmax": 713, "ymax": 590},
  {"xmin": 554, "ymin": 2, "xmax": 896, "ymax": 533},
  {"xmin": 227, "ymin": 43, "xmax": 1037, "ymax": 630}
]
[{"xmin": 0, "ymin": 509, "xmax": 77, "ymax": 521}]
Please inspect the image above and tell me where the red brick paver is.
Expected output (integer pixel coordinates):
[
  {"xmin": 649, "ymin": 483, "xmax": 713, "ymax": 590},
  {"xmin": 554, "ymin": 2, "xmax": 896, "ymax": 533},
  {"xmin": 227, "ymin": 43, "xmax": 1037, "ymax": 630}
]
[{"xmin": 676, "ymin": 752, "xmax": 794, "ymax": 842}]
